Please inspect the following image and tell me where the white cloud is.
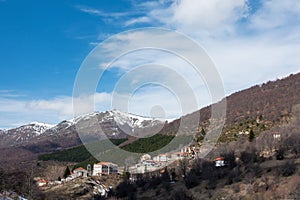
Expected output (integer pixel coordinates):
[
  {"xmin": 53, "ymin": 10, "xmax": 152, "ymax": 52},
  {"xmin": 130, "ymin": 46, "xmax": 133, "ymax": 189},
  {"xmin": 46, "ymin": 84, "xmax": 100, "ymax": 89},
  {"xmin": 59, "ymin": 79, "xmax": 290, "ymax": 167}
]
[
  {"xmin": 249, "ymin": 0, "xmax": 300, "ymax": 31},
  {"xmin": 0, "ymin": 86, "xmax": 204, "ymax": 129},
  {"xmin": 113, "ymin": 86, "xmax": 182, "ymax": 119},
  {"xmin": 147, "ymin": 0, "xmax": 248, "ymax": 37},
  {"xmin": 83, "ymin": 29, "xmax": 221, "ymax": 115},
  {"xmin": 127, "ymin": 0, "xmax": 300, "ymax": 92},
  {"xmin": 204, "ymin": 36, "xmax": 300, "ymax": 93},
  {"xmin": 91, "ymin": 0, "xmax": 300, "ymax": 117},
  {"xmin": 0, "ymin": 90, "xmax": 25, "ymax": 98},
  {"xmin": 173, "ymin": 0, "xmax": 247, "ymax": 31},
  {"xmin": 78, "ymin": 7, "xmax": 104, "ymax": 16},
  {"xmin": 76, "ymin": 5, "xmax": 131, "ymax": 18},
  {"xmin": 125, "ymin": 16, "xmax": 152, "ymax": 26},
  {"xmin": 27, "ymin": 97, "xmax": 72, "ymax": 115},
  {"xmin": 0, "ymin": 93, "xmax": 111, "ymax": 129}
]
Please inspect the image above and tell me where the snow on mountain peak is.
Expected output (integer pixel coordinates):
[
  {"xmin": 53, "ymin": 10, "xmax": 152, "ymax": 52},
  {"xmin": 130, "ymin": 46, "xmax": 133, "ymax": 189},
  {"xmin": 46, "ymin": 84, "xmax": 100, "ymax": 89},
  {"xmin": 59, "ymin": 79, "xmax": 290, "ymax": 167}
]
[
  {"xmin": 29, "ymin": 121, "xmax": 55, "ymax": 128},
  {"xmin": 0, "ymin": 109, "xmax": 175, "ymax": 147},
  {"xmin": 73, "ymin": 112, "xmax": 99, "ymax": 123},
  {"xmin": 16, "ymin": 122, "xmax": 55, "ymax": 136},
  {"xmin": 107, "ymin": 109, "xmax": 166, "ymax": 129}
]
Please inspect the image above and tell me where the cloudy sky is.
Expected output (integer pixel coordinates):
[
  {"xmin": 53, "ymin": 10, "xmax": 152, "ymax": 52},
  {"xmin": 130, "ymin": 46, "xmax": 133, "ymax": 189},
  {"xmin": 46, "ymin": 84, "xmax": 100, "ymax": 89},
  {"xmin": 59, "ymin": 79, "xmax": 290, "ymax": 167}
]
[{"xmin": 0, "ymin": 0, "xmax": 300, "ymax": 128}]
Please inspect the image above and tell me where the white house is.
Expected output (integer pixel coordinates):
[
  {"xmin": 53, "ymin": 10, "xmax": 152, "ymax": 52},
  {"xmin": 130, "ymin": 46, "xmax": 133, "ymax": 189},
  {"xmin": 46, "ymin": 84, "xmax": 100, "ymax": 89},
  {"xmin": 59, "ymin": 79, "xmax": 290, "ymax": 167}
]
[
  {"xmin": 215, "ymin": 157, "xmax": 225, "ymax": 167},
  {"xmin": 93, "ymin": 162, "xmax": 118, "ymax": 176},
  {"xmin": 170, "ymin": 152, "xmax": 189, "ymax": 160},
  {"xmin": 181, "ymin": 146, "xmax": 193, "ymax": 153},
  {"xmin": 153, "ymin": 154, "xmax": 168, "ymax": 162},
  {"xmin": 37, "ymin": 179, "xmax": 48, "ymax": 187},
  {"xmin": 73, "ymin": 167, "xmax": 88, "ymax": 177},
  {"xmin": 273, "ymin": 132, "xmax": 281, "ymax": 140},
  {"xmin": 142, "ymin": 159, "xmax": 160, "ymax": 167}
]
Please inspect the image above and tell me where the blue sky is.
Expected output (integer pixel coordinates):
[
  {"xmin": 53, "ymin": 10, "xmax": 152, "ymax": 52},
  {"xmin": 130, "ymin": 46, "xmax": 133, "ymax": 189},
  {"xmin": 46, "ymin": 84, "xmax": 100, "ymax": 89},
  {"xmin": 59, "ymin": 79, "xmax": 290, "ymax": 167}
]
[
  {"xmin": 0, "ymin": 0, "xmax": 300, "ymax": 128},
  {"xmin": 0, "ymin": 0, "xmax": 132, "ymax": 98}
]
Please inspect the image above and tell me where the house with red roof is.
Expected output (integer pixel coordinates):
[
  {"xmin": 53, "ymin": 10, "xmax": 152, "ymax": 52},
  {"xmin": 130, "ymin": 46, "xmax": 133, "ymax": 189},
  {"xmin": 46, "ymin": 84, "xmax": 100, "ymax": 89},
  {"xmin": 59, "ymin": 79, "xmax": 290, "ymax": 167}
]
[
  {"xmin": 37, "ymin": 179, "xmax": 48, "ymax": 187},
  {"xmin": 214, "ymin": 157, "xmax": 225, "ymax": 167},
  {"xmin": 73, "ymin": 167, "xmax": 88, "ymax": 177}
]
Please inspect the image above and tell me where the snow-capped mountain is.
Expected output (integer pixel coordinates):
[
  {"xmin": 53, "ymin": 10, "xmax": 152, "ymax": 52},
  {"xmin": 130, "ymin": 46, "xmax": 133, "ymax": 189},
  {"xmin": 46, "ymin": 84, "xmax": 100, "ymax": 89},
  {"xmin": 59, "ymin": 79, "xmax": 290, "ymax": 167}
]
[
  {"xmin": 107, "ymin": 109, "xmax": 164, "ymax": 128},
  {"xmin": 0, "ymin": 110, "xmax": 169, "ymax": 149},
  {"xmin": 43, "ymin": 110, "xmax": 167, "ymax": 143},
  {"xmin": 100, "ymin": 109, "xmax": 166, "ymax": 137},
  {"xmin": 0, "ymin": 122, "xmax": 54, "ymax": 147}
]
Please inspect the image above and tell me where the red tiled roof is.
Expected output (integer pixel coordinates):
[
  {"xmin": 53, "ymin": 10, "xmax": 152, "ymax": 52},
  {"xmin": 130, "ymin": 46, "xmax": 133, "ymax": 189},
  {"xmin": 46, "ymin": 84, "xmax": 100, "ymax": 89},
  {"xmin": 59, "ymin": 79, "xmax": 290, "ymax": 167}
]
[
  {"xmin": 96, "ymin": 162, "xmax": 118, "ymax": 166},
  {"xmin": 74, "ymin": 167, "xmax": 86, "ymax": 171},
  {"xmin": 158, "ymin": 154, "xmax": 168, "ymax": 156},
  {"xmin": 215, "ymin": 157, "xmax": 224, "ymax": 161}
]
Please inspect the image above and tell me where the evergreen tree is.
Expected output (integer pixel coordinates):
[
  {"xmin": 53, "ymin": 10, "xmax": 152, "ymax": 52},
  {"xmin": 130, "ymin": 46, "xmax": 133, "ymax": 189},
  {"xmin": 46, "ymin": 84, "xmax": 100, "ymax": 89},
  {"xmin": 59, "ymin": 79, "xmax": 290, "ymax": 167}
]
[
  {"xmin": 63, "ymin": 166, "xmax": 71, "ymax": 178},
  {"xmin": 248, "ymin": 129, "xmax": 255, "ymax": 142},
  {"xmin": 201, "ymin": 128, "xmax": 206, "ymax": 136},
  {"xmin": 196, "ymin": 128, "xmax": 206, "ymax": 142},
  {"xmin": 122, "ymin": 171, "xmax": 130, "ymax": 182}
]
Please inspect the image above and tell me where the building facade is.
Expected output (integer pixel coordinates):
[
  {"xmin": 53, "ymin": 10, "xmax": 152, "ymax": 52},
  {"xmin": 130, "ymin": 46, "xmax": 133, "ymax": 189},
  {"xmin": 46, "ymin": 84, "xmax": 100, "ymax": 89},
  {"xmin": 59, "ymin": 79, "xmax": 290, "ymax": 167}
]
[{"xmin": 93, "ymin": 162, "xmax": 118, "ymax": 176}]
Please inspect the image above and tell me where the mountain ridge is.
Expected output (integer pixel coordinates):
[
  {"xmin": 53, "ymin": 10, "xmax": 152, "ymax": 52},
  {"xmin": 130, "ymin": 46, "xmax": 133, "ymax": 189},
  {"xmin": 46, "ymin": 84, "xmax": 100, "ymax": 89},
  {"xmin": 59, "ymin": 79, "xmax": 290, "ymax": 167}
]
[
  {"xmin": 0, "ymin": 110, "xmax": 168, "ymax": 150},
  {"xmin": 1, "ymin": 72, "xmax": 299, "ymax": 154}
]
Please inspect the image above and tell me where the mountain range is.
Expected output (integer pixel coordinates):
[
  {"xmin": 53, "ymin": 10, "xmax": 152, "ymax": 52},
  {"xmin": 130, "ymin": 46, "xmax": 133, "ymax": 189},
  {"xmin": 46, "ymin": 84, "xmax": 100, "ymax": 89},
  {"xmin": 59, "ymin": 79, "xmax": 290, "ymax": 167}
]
[
  {"xmin": 0, "ymin": 109, "xmax": 166, "ymax": 151},
  {"xmin": 0, "ymin": 72, "xmax": 299, "ymax": 158}
]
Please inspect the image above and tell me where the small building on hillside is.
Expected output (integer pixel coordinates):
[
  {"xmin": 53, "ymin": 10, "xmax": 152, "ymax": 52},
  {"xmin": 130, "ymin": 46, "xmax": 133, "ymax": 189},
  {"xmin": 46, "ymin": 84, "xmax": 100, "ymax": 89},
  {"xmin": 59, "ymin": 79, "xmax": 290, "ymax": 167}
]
[
  {"xmin": 153, "ymin": 154, "xmax": 168, "ymax": 162},
  {"xmin": 87, "ymin": 164, "xmax": 92, "ymax": 177},
  {"xmin": 142, "ymin": 159, "xmax": 160, "ymax": 167},
  {"xmin": 93, "ymin": 162, "xmax": 118, "ymax": 176},
  {"xmin": 273, "ymin": 132, "xmax": 281, "ymax": 140},
  {"xmin": 181, "ymin": 146, "xmax": 193, "ymax": 154},
  {"xmin": 73, "ymin": 167, "xmax": 88, "ymax": 177},
  {"xmin": 140, "ymin": 154, "xmax": 152, "ymax": 163},
  {"xmin": 170, "ymin": 152, "xmax": 189, "ymax": 160},
  {"xmin": 214, "ymin": 157, "xmax": 225, "ymax": 167},
  {"xmin": 37, "ymin": 179, "xmax": 48, "ymax": 187}
]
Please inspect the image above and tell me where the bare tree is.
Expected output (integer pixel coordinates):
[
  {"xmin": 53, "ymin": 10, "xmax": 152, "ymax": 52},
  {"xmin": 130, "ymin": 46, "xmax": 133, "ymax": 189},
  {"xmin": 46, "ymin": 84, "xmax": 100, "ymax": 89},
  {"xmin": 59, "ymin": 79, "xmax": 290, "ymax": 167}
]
[
  {"xmin": 44, "ymin": 164, "xmax": 65, "ymax": 180},
  {"xmin": 256, "ymin": 132, "xmax": 276, "ymax": 154},
  {"xmin": 178, "ymin": 158, "xmax": 189, "ymax": 178},
  {"xmin": 244, "ymin": 170, "xmax": 255, "ymax": 193}
]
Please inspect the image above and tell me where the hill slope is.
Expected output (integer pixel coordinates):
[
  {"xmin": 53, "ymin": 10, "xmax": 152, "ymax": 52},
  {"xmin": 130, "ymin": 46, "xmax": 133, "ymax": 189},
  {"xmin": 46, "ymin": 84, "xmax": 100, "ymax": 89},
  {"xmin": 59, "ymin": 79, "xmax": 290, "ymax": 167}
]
[
  {"xmin": 35, "ymin": 73, "xmax": 300, "ymax": 165},
  {"xmin": 165, "ymin": 73, "xmax": 300, "ymax": 138}
]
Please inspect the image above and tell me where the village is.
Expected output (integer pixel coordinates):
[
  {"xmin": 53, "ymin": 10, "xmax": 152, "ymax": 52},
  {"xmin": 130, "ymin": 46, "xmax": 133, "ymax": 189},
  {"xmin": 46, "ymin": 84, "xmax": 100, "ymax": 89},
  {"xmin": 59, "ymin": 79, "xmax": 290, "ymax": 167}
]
[
  {"xmin": 35, "ymin": 144, "xmax": 207, "ymax": 187},
  {"xmin": 39, "ymin": 132, "xmax": 283, "ymax": 185},
  {"xmin": 34, "ymin": 131, "xmax": 285, "ymax": 198}
]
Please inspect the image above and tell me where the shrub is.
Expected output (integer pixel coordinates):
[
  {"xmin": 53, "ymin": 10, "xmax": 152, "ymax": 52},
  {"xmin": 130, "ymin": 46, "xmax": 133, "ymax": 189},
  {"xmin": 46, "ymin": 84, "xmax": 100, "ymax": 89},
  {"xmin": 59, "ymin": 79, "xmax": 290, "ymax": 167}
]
[
  {"xmin": 115, "ymin": 181, "xmax": 137, "ymax": 198},
  {"xmin": 275, "ymin": 147, "xmax": 285, "ymax": 160},
  {"xmin": 168, "ymin": 188, "xmax": 194, "ymax": 200},
  {"xmin": 278, "ymin": 160, "xmax": 296, "ymax": 177},
  {"xmin": 184, "ymin": 169, "xmax": 200, "ymax": 189},
  {"xmin": 240, "ymin": 146, "xmax": 258, "ymax": 164},
  {"xmin": 221, "ymin": 151, "xmax": 236, "ymax": 169}
]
